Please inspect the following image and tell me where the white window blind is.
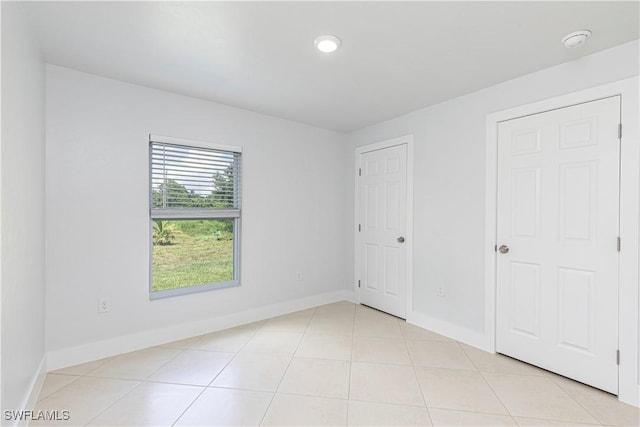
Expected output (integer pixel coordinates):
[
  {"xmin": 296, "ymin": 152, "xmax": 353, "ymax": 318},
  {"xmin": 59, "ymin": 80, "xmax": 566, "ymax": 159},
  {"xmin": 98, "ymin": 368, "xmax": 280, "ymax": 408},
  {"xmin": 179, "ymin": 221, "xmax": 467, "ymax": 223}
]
[{"xmin": 150, "ymin": 140, "xmax": 241, "ymax": 219}]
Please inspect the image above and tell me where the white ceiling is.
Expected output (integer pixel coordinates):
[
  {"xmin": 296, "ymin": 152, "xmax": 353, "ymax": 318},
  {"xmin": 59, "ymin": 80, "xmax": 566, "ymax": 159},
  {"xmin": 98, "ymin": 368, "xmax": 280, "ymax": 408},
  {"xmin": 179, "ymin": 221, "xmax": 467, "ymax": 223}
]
[{"xmin": 22, "ymin": 1, "xmax": 639, "ymax": 132}]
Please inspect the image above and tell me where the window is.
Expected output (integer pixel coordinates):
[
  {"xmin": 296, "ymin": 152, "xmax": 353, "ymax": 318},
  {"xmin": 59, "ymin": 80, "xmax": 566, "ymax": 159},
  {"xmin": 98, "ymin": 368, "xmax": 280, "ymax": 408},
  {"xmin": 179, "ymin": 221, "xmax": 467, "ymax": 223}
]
[{"xmin": 149, "ymin": 135, "xmax": 241, "ymax": 298}]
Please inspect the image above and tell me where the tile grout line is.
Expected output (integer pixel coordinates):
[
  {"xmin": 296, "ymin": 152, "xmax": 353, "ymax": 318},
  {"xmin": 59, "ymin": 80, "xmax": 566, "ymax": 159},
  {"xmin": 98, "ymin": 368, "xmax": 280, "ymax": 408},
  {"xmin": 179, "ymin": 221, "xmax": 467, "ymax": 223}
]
[
  {"xmin": 164, "ymin": 325, "xmax": 264, "ymax": 426},
  {"xmin": 172, "ymin": 320, "xmax": 268, "ymax": 426},
  {"xmin": 171, "ymin": 343, "xmax": 250, "ymax": 425},
  {"xmin": 345, "ymin": 303, "xmax": 358, "ymax": 427},
  {"xmin": 83, "ymin": 345, "xmax": 188, "ymax": 426},
  {"xmin": 257, "ymin": 306, "xmax": 318, "ymax": 426},
  {"xmin": 210, "ymin": 321, "xmax": 275, "ymax": 419},
  {"xmin": 475, "ymin": 368, "xmax": 522, "ymax": 423},
  {"xmin": 427, "ymin": 404, "xmax": 518, "ymax": 417},
  {"xmin": 457, "ymin": 342, "xmax": 518, "ymax": 423},
  {"xmin": 169, "ymin": 386, "xmax": 209, "ymax": 427},
  {"xmin": 53, "ymin": 347, "xmax": 183, "ymax": 425},
  {"xmin": 543, "ymin": 376, "xmax": 609, "ymax": 426},
  {"xmin": 81, "ymin": 380, "xmax": 142, "ymax": 426},
  {"xmin": 34, "ymin": 374, "xmax": 82, "ymax": 403},
  {"xmin": 398, "ymin": 317, "xmax": 434, "ymax": 426},
  {"xmin": 50, "ymin": 355, "xmax": 113, "ymax": 380},
  {"xmin": 477, "ymin": 369, "xmax": 600, "ymax": 426},
  {"xmin": 510, "ymin": 413, "xmax": 604, "ymax": 427},
  {"xmin": 459, "ymin": 342, "xmax": 599, "ymax": 425},
  {"xmin": 348, "ymin": 396, "xmax": 434, "ymax": 410},
  {"xmin": 460, "ymin": 344, "xmax": 611, "ymax": 425},
  {"xmin": 545, "ymin": 373, "xmax": 632, "ymax": 426}
]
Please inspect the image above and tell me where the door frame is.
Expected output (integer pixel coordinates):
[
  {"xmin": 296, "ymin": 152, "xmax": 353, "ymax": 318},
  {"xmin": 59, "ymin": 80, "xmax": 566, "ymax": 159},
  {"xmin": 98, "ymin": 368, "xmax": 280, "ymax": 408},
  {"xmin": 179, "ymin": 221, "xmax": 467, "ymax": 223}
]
[
  {"xmin": 354, "ymin": 135, "xmax": 414, "ymax": 318},
  {"xmin": 484, "ymin": 77, "xmax": 639, "ymax": 406}
]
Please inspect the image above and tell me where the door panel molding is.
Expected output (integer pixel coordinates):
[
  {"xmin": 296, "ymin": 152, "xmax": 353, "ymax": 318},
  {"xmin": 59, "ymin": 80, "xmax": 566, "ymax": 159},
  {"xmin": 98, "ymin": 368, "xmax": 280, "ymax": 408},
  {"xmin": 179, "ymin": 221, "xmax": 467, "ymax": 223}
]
[
  {"xmin": 485, "ymin": 77, "xmax": 639, "ymax": 406},
  {"xmin": 355, "ymin": 135, "xmax": 414, "ymax": 318}
]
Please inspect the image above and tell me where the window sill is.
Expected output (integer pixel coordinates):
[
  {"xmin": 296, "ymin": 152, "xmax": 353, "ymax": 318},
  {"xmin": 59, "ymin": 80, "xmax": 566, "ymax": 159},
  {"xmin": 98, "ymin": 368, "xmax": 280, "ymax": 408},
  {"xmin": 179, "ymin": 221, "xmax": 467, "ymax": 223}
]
[{"xmin": 149, "ymin": 280, "xmax": 240, "ymax": 300}]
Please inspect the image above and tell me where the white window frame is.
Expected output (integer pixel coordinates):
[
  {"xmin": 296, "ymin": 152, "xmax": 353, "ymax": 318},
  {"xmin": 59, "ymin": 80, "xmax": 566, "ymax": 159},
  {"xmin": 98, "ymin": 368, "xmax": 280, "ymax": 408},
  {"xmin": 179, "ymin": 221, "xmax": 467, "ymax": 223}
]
[{"xmin": 149, "ymin": 134, "xmax": 242, "ymax": 300}]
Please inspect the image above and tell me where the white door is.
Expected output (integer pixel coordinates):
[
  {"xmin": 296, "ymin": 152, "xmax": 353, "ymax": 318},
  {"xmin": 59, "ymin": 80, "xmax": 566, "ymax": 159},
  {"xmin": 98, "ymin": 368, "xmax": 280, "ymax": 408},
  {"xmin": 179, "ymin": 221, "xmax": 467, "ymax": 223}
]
[
  {"xmin": 357, "ymin": 143, "xmax": 408, "ymax": 318},
  {"xmin": 496, "ymin": 96, "xmax": 620, "ymax": 394}
]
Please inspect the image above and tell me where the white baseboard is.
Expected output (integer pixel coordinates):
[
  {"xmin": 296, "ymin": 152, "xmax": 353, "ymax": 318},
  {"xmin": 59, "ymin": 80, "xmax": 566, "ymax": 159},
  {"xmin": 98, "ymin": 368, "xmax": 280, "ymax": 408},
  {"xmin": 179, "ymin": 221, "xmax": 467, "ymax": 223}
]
[
  {"xmin": 9, "ymin": 355, "xmax": 48, "ymax": 427},
  {"xmin": 343, "ymin": 289, "xmax": 358, "ymax": 303},
  {"xmin": 407, "ymin": 310, "xmax": 493, "ymax": 353},
  {"xmin": 618, "ymin": 385, "xmax": 639, "ymax": 407},
  {"xmin": 47, "ymin": 290, "xmax": 349, "ymax": 372}
]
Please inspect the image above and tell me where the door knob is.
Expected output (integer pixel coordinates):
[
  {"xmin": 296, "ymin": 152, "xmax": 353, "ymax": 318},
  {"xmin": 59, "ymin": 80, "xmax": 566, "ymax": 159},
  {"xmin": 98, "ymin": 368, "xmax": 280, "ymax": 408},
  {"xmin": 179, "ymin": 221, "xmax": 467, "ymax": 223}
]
[
  {"xmin": 498, "ymin": 245, "xmax": 509, "ymax": 254},
  {"xmin": 397, "ymin": 236, "xmax": 405, "ymax": 243}
]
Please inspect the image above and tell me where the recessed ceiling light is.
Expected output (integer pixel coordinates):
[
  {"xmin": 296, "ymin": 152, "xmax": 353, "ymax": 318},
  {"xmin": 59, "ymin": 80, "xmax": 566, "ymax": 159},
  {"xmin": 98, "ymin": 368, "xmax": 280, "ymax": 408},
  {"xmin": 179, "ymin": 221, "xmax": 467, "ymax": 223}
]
[
  {"xmin": 562, "ymin": 30, "xmax": 591, "ymax": 48},
  {"xmin": 314, "ymin": 35, "xmax": 342, "ymax": 53}
]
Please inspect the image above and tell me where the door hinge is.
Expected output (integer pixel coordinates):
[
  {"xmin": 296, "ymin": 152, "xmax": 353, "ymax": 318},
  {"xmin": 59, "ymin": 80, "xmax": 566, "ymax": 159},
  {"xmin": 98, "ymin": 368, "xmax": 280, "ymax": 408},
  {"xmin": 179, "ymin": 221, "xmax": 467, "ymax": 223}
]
[
  {"xmin": 616, "ymin": 349, "xmax": 620, "ymax": 365},
  {"xmin": 618, "ymin": 123, "xmax": 622, "ymax": 140},
  {"xmin": 358, "ymin": 224, "xmax": 361, "ymax": 232},
  {"xmin": 494, "ymin": 244, "xmax": 498, "ymax": 252},
  {"xmin": 617, "ymin": 236, "xmax": 621, "ymax": 252},
  {"xmin": 358, "ymin": 168, "xmax": 362, "ymax": 176},
  {"xmin": 358, "ymin": 280, "xmax": 361, "ymax": 288}
]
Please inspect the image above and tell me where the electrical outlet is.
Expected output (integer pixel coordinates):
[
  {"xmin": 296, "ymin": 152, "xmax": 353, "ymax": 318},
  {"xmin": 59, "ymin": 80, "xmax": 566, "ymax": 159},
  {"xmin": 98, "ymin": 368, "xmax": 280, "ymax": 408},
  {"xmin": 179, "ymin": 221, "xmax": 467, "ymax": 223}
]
[
  {"xmin": 296, "ymin": 272, "xmax": 303, "ymax": 281},
  {"xmin": 98, "ymin": 297, "xmax": 111, "ymax": 313},
  {"xmin": 437, "ymin": 287, "xmax": 445, "ymax": 297}
]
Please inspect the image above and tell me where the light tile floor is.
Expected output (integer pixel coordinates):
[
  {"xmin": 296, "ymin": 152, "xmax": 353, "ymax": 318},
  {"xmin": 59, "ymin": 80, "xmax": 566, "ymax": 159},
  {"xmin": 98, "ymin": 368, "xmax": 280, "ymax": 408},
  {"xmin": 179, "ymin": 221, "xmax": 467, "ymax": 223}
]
[{"xmin": 33, "ymin": 302, "xmax": 639, "ymax": 426}]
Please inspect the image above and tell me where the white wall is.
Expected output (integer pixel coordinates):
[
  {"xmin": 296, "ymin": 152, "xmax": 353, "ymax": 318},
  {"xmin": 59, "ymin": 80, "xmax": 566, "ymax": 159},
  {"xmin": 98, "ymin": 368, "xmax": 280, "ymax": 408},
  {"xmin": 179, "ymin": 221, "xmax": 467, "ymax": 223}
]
[
  {"xmin": 346, "ymin": 40, "xmax": 640, "ymax": 336},
  {"xmin": 1, "ymin": 2, "xmax": 47, "ymax": 417},
  {"xmin": 45, "ymin": 66, "xmax": 347, "ymax": 367}
]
